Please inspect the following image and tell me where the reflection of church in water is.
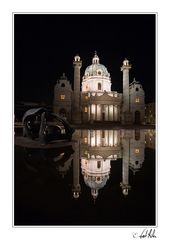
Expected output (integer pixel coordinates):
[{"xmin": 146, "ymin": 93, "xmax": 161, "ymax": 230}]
[
  {"xmin": 53, "ymin": 52, "xmax": 145, "ymax": 124},
  {"xmin": 58, "ymin": 129, "xmax": 155, "ymax": 200}
]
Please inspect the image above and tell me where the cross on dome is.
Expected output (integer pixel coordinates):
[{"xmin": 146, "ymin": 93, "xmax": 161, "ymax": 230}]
[{"xmin": 92, "ymin": 51, "xmax": 99, "ymax": 64}]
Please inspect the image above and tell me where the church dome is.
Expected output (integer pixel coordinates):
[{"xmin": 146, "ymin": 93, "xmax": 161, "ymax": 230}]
[{"xmin": 84, "ymin": 52, "xmax": 110, "ymax": 78}]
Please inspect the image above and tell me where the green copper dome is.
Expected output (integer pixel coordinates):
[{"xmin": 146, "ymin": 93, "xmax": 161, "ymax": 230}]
[{"xmin": 84, "ymin": 52, "xmax": 110, "ymax": 78}]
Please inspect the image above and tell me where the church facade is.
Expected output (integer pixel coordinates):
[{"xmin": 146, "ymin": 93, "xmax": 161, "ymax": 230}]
[{"xmin": 53, "ymin": 52, "xmax": 145, "ymax": 124}]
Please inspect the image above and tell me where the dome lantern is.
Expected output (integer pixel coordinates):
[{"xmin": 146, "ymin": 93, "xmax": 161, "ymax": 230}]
[{"xmin": 92, "ymin": 51, "xmax": 99, "ymax": 64}]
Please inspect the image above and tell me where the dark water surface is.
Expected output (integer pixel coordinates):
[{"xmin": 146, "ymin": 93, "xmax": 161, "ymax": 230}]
[{"xmin": 14, "ymin": 129, "xmax": 155, "ymax": 226}]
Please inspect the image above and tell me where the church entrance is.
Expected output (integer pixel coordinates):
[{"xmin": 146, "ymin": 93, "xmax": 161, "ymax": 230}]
[
  {"xmin": 59, "ymin": 108, "xmax": 66, "ymax": 118},
  {"xmin": 102, "ymin": 112, "xmax": 105, "ymax": 121},
  {"xmin": 135, "ymin": 111, "xmax": 140, "ymax": 124}
]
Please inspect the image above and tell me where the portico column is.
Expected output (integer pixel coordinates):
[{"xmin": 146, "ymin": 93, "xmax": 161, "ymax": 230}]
[
  {"xmin": 95, "ymin": 104, "xmax": 97, "ymax": 120},
  {"xmin": 88, "ymin": 105, "xmax": 90, "ymax": 121},
  {"xmin": 108, "ymin": 105, "xmax": 109, "ymax": 121}
]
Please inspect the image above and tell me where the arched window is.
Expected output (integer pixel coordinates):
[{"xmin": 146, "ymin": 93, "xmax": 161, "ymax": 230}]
[
  {"xmin": 136, "ymin": 87, "xmax": 139, "ymax": 91},
  {"xmin": 97, "ymin": 161, "xmax": 101, "ymax": 169},
  {"xmin": 61, "ymin": 83, "xmax": 65, "ymax": 87},
  {"xmin": 135, "ymin": 129, "xmax": 140, "ymax": 140},
  {"xmin": 98, "ymin": 83, "xmax": 101, "ymax": 90}
]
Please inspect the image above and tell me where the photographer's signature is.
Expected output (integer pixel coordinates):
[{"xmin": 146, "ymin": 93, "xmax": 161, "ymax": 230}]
[{"xmin": 133, "ymin": 228, "xmax": 157, "ymax": 238}]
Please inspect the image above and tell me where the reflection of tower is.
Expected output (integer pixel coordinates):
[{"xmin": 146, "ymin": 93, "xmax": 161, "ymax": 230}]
[
  {"xmin": 72, "ymin": 141, "xmax": 81, "ymax": 199},
  {"xmin": 129, "ymin": 129, "xmax": 145, "ymax": 174},
  {"xmin": 120, "ymin": 130, "xmax": 131, "ymax": 196},
  {"xmin": 73, "ymin": 54, "xmax": 82, "ymax": 123},
  {"xmin": 121, "ymin": 59, "xmax": 132, "ymax": 124}
]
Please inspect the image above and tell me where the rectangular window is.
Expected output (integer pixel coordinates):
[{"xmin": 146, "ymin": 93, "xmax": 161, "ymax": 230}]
[
  {"xmin": 84, "ymin": 137, "xmax": 87, "ymax": 143},
  {"xmin": 84, "ymin": 107, "xmax": 88, "ymax": 112},
  {"xmin": 85, "ymin": 95, "xmax": 88, "ymax": 100},
  {"xmin": 135, "ymin": 148, "xmax": 140, "ymax": 153},
  {"xmin": 135, "ymin": 97, "xmax": 140, "ymax": 103},
  {"xmin": 60, "ymin": 95, "xmax": 65, "ymax": 100}
]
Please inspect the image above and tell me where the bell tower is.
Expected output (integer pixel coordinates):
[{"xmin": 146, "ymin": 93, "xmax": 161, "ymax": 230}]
[{"xmin": 73, "ymin": 54, "xmax": 82, "ymax": 123}]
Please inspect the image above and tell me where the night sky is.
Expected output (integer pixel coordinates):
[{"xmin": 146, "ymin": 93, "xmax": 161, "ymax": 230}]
[{"xmin": 14, "ymin": 14, "xmax": 155, "ymax": 104}]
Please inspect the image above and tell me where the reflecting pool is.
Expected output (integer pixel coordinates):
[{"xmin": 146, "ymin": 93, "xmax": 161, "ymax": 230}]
[{"xmin": 14, "ymin": 129, "xmax": 155, "ymax": 226}]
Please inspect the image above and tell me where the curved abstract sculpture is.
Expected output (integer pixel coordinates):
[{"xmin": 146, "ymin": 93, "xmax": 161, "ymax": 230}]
[{"xmin": 22, "ymin": 108, "xmax": 75, "ymax": 144}]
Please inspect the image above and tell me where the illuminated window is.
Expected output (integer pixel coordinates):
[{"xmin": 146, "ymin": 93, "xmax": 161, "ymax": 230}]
[
  {"xmin": 60, "ymin": 95, "xmax": 65, "ymax": 100},
  {"xmin": 135, "ymin": 97, "xmax": 140, "ymax": 103},
  {"xmin": 97, "ymin": 161, "xmax": 101, "ymax": 169},
  {"xmin": 84, "ymin": 137, "xmax": 87, "ymax": 143},
  {"xmin": 135, "ymin": 149, "xmax": 140, "ymax": 153},
  {"xmin": 85, "ymin": 95, "xmax": 88, "ymax": 100},
  {"xmin": 84, "ymin": 107, "xmax": 88, "ymax": 112},
  {"xmin": 96, "ymin": 177, "xmax": 101, "ymax": 181},
  {"xmin": 114, "ymin": 93, "xmax": 118, "ymax": 97},
  {"xmin": 98, "ymin": 83, "xmax": 101, "ymax": 90}
]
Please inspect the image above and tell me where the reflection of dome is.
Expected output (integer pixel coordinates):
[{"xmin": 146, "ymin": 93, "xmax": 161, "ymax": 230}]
[
  {"xmin": 84, "ymin": 52, "xmax": 110, "ymax": 77},
  {"xmin": 84, "ymin": 175, "xmax": 109, "ymax": 199}
]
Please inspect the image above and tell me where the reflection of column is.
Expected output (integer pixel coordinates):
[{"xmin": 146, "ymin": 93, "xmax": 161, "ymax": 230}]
[
  {"xmin": 114, "ymin": 130, "xmax": 118, "ymax": 146},
  {"xmin": 72, "ymin": 141, "xmax": 81, "ymax": 199},
  {"xmin": 88, "ymin": 130, "xmax": 90, "ymax": 145},
  {"xmin": 108, "ymin": 105, "xmax": 110, "ymax": 121},
  {"xmin": 120, "ymin": 135, "xmax": 131, "ymax": 196},
  {"xmin": 88, "ymin": 105, "xmax": 90, "ymax": 121},
  {"xmin": 95, "ymin": 104, "xmax": 97, "ymax": 121},
  {"xmin": 95, "ymin": 130, "xmax": 97, "ymax": 147}
]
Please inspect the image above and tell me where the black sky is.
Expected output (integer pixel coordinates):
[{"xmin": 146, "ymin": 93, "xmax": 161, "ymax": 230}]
[{"xmin": 14, "ymin": 14, "xmax": 156, "ymax": 104}]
